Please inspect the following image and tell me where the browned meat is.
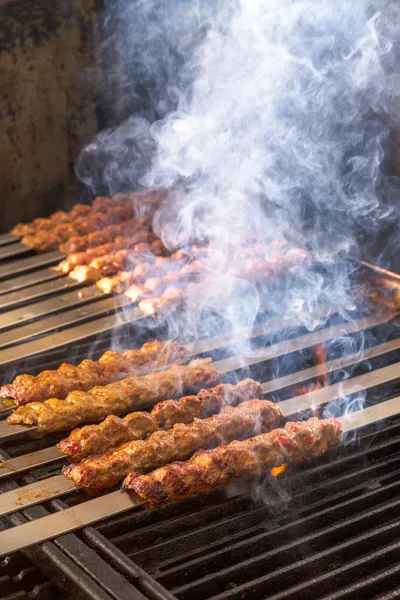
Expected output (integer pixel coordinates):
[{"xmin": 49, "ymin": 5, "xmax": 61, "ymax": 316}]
[
  {"xmin": 95, "ymin": 251, "xmax": 191, "ymax": 294},
  {"xmin": 56, "ymin": 232, "xmax": 157, "ymax": 274},
  {"xmin": 139, "ymin": 249, "xmax": 310, "ymax": 317},
  {"xmin": 0, "ymin": 341, "xmax": 186, "ymax": 406},
  {"xmin": 12, "ymin": 188, "xmax": 166, "ymax": 240},
  {"xmin": 58, "ymin": 379, "xmax": 263, "ymax": 462},
  {"xmin": 125, "ymin": 261, "xmax": 207, "ymax": 302},
  {"xmin": 7, "ymin": 358, "xmax": 220, "ymax": 434},
  {"xmin": 69, "ymin": 240, "xmax": 168, "ymax": 284},
  {"xmin": 11, "ymin": 204, "xmax": 98, "ymax": 237},
  {"xmin": 63, "ymin": 399, "xmax": 282, "ymax": 492},
  {"xmin": 59, "ymin": 215, "xmax": 152, "ymax": 254},
  {"xmin": 124, "ymin": 417, "xmax": 343, "ymax": 507},
  {"xmin": 21, "ymin": 204, "xmax": 136, "ymax": 253}
]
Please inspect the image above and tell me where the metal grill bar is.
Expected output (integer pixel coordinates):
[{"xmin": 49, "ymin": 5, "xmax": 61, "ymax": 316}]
[
  {"xmin": 0, "ymin": 251, "xmax": 64, "ymax": 281},
  {"xmin": 0, "ymin": 395, "xmax": 396, "ymax": 559},
  {"xmin": 0, "ymin": 233, "xmax": 19, "ymax": 247},
  {"xmin": 277, "ymin": 360, "xmax": 400, "ymax": 416},
  {"xmin": 0, "ymin": 268, "xmax": 63, "ymax": 297},
  {"xmin": 0, "ymin": 276, "xmax": 81, "ymax": 311},
  {"xmin": 0, "ymin": 242, "xmax": 31, "ymax": 261},
  {"xmin": 0, "ymin": 285, "xmax": 103, "ymax": 330},
  {"xmin": 0, "ymin": 296, "xmax": 136, "ymax": 360},
  {"xmin": 215, "ymin": 311, "xmax": 395, "ymax": 374}
]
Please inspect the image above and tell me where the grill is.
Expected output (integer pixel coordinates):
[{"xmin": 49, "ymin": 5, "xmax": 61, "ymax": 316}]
[{"xmin": 0, "ymin": 240, "xmax": 399, "ymax": 599}]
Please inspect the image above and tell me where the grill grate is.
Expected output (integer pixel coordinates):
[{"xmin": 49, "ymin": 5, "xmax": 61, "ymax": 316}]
[
  {"xmin": 82, "ymin": 413, "xmax": 400, "ymax": 600},
  {"xmin": 0, "ymin": 240, "xmax": 399, "ymax": 598}
]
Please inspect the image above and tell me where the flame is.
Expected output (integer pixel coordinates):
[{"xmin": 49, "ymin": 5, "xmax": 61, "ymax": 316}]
[
  {"xmin": 270, "ymin": 464, "xmax": 287, "ymax": 477},
  {"xmin": 293, "ymin": 343, "xmax": 328, "ymax": 401}
]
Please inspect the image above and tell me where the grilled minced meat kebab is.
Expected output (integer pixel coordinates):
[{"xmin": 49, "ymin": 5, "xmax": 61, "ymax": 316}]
[
  {"xmin": 8, "ymin": 358, "xmax": 220, "ymax": 434},
  {"xmin": 69, "ymin": 240, "xmax": 167, "ymax": 284},
  {"xmin": 95, "ymin": 248, "xmax": 195, "ymax": 294},
  {"xmin": 124, "ymin": 417, "xmax": 343, "ymax": 507},
  {"xmin": 58, "ymin": 379, "xmax": 262, "ymax": 462},
  {"xmin": 22, "ymin": 204, "xmax": 136, "ymax": 253},
  {"xmin": 56, "ymin": 231, "xmax": 157, "ymax": 273},
  {"xmin": 59, "ymin": 216, "xmax": 152, "ymax": 254},
  {"xmin": 139, "ymin": 250, "xmax": 309, "ymax": 316},
  {"xmin": 64, "ymin": 399, "xmax": 282, "ymax": 492},
  {"xmin": 1, "ymin": 341, "xmax": 186, "ymax": 406},
  {"xmin": 13, "ymin": 188, "xmax": 166, "ymax": 243},
  {"xmin": 11, "ymin": 196, "xmax": 115, "ymax": 238}
]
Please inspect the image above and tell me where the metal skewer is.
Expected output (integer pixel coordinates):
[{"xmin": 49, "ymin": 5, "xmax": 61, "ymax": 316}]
[{"xmin": 0, "ymin": 395, "xmax": 397, "ymax": 559}]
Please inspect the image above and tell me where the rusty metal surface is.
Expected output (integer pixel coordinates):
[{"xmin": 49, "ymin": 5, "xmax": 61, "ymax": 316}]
[{"xmin": 0, "ymin": 0, "xmax": 98, "ymax": 232}]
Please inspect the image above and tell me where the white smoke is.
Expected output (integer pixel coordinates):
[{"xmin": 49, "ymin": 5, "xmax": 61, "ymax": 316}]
[{"xmin": 77, "ymin": 0, "xmax": 400, "ymax": 342}]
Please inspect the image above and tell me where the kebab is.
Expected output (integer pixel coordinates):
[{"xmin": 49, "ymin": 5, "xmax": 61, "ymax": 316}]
[
  {"xmin": 58, "ymin": 379, "xmax": 263, "ymax": 462},
  {"xmin": 21, "ymin": 204, "xmax": 136, "ymax": 252},
  {"xmin": 68, "ymin": 240, "xmax": 168, "ymax": 284},
  {"xmin": 95, "ymin": 250, "xmax": 192, "ymax": 294},
  {"xmin": 12, "ymin": 204, "xmax": 92, "ymax": 237},
  {"xmin": 7, "ymin": 358, "xmax": 220, "ymax": 434},
  {"xmin": 56, "ymin": 231, "xmax": 157, "ymax": 274},
  {"xmin": 11, "ymin": 200, "xmax": 113, "ymax": 238},
  {"xmin": 59, "ymin": 215, "xmax": 152, "ymax": 254},
  {"xmin": 0, "ymin": 340, "xmax": 186, "ymax": 406},
  {"xmin": 63, "ymin": 399, "xmax": 282, "ymax": 493},
  {"xmin": 124, "ymin": 416, "xmax": 343, "ymax": 507},
  {"xmin": 139, "ymin": 249, "xmax": 310, "ymax": 317},
  {"xmin": 124, "ymin": 260, "xmax": 207, "ymax": 302},
  {"xmin": 12, "ymin": 188, "xmax": 165, "ymax": 239}
]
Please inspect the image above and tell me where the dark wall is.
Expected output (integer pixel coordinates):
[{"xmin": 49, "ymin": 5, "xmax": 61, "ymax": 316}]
[{"xmin": 0, "ymin": 0, "xmax": 99, "ymax": 232}]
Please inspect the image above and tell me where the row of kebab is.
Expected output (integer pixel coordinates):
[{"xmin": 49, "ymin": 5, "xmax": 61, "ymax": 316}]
[
  {"xmin": 5, "ymin": 192, "xmax": 341, "ymax": 507},
  {"xmin": 0, "ymin": 340, "xmax": 342, "ymax": 507},
  {"xmin": 11, "ymin": 188, "xmax": 310, "ymax": 317}
]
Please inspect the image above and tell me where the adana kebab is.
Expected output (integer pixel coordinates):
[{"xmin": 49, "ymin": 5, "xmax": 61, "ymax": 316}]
[
  {"xmin": 124, "ymin": 417, "xmax": 343, "ymax": 507},
  {"xmin": 58, "ymin": 188, "xmax": 167, "ymax": 254},
  {"xmin": 63, "ymin": 399, "xmax": 282, "ymax": 492},
  {"xmin": 139, "ymin": 250, "xmax": 310, "ymax": 316},
  {"xmin": 8, "ymin": 358, "xmax": 220, "ymax": 434},
  {"xmin": 21, "ymin": 204, "xmax": 136, "ymax": 252},
  {"xmin": 56, "ymin": 231, "xmax": 157, "ymax": 273},
  {"xmin": 69, "ymin": 240, "xmax": 167, "ymax": 284},
  {"xmin": 95, "ymin": 251, "xmax": 191, "ymax": 294},
  {"xmin": 0, "ymin": 340, "xmax": 186, "ymax": 405},
  {"xmin": 59, "ymin": 215, "xmax": 152, "ymax": 254},
  {"xmin": 124, "ymin": 261, "xmax": 207, "ymax": 302},
  {"xmin": 11, "ymin": 196, "xmax": 118, "ymax": 237},
  {"xmin": 12, "ymin": 204, "xmax": 92, "ymax": 237},
  {"xmin": 58, "ymin": 379, "xmax": 262, "ymax": 462},
  {"xmin": 12, "ymin": 188, "xmax": 166, "ymax": 240}
]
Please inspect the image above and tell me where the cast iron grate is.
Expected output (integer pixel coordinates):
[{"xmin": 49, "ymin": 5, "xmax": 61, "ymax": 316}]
[{"xmin": 81, "ymin": 413, "xmax": 400, "ymax": 600}]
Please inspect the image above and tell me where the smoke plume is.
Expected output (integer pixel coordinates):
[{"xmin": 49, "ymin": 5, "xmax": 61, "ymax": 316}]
[{"xmin": 77, "ymin": 0, "xmax": 400, "ymax": 343}]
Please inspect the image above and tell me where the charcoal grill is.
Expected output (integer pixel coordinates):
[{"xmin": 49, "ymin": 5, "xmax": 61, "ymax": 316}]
[{"xmin": 0, "ymin": 237, "xmax": 399, "ymax": 598}]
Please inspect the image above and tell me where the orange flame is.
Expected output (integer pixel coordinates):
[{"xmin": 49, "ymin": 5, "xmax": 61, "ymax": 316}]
[{"xmin": 270, "ymin": 464, "xmax": 287, "ymax": 477}]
